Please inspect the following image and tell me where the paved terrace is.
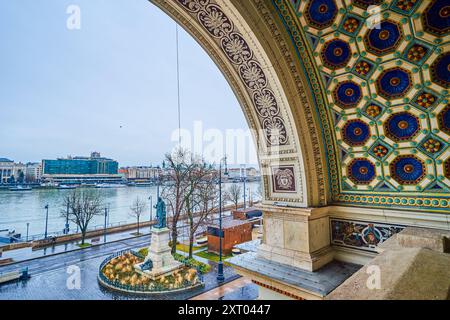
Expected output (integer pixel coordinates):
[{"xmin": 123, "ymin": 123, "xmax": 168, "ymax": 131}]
[{"xmin": 228, "ymin": 252, "xmax": 361, "ymax": 299}]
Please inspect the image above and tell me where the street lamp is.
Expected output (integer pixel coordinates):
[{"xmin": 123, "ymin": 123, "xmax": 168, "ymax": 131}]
[
  {"xmin": 242, "ymin": 164, "xmax": 247, "ymax": 210},
  {"xmin": 64, "ymin": 200, "xmax": 70, "ymax": 235},
  {"xmin": 104, "ymin": 206, "xmax": 108, "ymax": 243},
  {"xmin": 44, "ymin": 204, "xmax": 49, "ymax": 239},
  {"xmin": 148, "ymin": 195, "xmax": 153, "ymax": 222},
  {"xmin": 26, "ymin": 223, "xmax": 30, "ymax": 242},
  {"xmin": 217, "ymin": 156, "xmax": 228, "ymax": 283},
  {"xmin": 156, "ymin": 165, "xmax": 162, "ymax": 199}
]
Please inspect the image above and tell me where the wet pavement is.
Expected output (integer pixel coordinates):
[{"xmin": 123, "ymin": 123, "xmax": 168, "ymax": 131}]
[
  {"xmin": 0, "ymin": 236, "xmax": 244, "ymax": 300},
  {"xmin": 0, "ymin": 226, "xmax": 153, "ymax": 263},
  {"xmin": 0, "ymin": 211, "xmax": 236, "ymax": 264}
]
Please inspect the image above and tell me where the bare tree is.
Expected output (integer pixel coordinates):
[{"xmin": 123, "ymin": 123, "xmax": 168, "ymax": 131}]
[
  {"xmin": 226, "ymin": 183, "xmax": 242, "ymax": 210},
  {"xmin": 185, "ymin": 166, "xmax": 219, "ymax": 258},
  {"xmin": 129, "ymin": 196, "xmax": 147, "ymax": 235},
  {"xmin": 61, "ymin": 190, "xmax": 104, "ymax": 245},
  {"xmin": 162, "ymin": 149, "xmax": 204, "ymax": 254}
]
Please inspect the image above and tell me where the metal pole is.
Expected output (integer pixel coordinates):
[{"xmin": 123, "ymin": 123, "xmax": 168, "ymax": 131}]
[
  {"xmin": 243, "ymin": 177, "xmax": 246, "ymax": 210},
  {"xmin": 104, "ymin": 207, "xmax": 108, "ymax": 243},
  {"xmin": 65, "ymin": 200, "xmax": 70, "ymax": 235},
  {"xmin": 217, "ymin": 157, "xmax": 225, "ymax": 282},
  {"xmin": 149, "ymin": 195, "xmax": 153, "ymax": 222},
  {"xmin": 156, "ymin": 167, "xmax": 161, "ymax": 199},
  {"xmin": 44, "ymin": 204, "xmax": 49, "ymax": 239},
  {"xmin": 26, "ymin": 223, "xmax": 29, "ymax": 242}
]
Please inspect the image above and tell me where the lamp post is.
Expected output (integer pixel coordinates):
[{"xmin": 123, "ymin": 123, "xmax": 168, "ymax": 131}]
[
  {"xmin": 242, "ymin": 165, "xmax": 247, "ymax": 210},
  {"xmin": 104, "ymin": 206, "xmax": 108, "ymax": 243},
  {"xmin": 148, "ymin": 195, "xmax": 153, "ymax": 223},
  {"xmin": 44, "ymin": 204, "xmax": 49, "ymax": 239},
  {"xmin": 156, "ymin": 165, "xmax": 162, "ymax": 199},
  {"xmin": 64, "ymin": 200, "xmax": 70, "ymax": 235},
  {"xmin": 26, "ymin": 223, "xmax": 29, "ymax": 242},
  {"xmin": 217, "ymin": 156, "xmax": 228, "ymax": 283}
]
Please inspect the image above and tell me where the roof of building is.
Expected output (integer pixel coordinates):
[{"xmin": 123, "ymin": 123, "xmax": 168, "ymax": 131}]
[
  {"xmin": 209, "ymin": 219, "xmax": 252, "ymax": 229},
  {"xmin": 0, "ymin": 158, "xmax": 13, "ymax": 163}
]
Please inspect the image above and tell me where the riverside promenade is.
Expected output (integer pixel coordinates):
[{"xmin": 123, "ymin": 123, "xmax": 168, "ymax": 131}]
[{"xmin": 0, "ymin": 204, "xmax": 246, "ymax": 265}]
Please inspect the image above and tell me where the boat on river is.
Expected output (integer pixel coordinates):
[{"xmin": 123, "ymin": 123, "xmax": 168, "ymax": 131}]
[
  {"xmin": 95, "ymin": 183, "xmax": 126, "ymax": 189},
  {"xmin": 9, "ymin": 185, "xmax": 32, "ymax": 192},
  {"xmin": 0, "ymin": 229, "xmax": 22, "ymax": 243},
  {"xmin": 57, "ymin": 185, "xmax": 77, "ymax": 190}
]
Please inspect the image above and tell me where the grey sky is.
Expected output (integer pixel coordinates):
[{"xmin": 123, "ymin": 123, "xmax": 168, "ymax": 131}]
[{"xmin": 0, "ymin": 0, "xmax": 257, "ymax": 167}]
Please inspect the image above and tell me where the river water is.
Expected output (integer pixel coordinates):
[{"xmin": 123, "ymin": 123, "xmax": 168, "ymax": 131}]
[{"xmin": 0, "ymin": 182, "xmax": 261, "ymax": 238}]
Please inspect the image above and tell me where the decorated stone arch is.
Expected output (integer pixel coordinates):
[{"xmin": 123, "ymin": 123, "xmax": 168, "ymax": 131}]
[
  {"xmin": 151, "ymin": 0, "xmax": 450, "ymax": 214},
  {"xmin": 150, "ymin": 0, "xmax": 332, "ymax": 208}
]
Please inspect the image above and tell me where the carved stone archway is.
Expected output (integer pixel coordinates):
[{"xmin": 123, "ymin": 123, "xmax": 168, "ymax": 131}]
[{"xmin": 150, "ymin": 0, "xmax": 330, "ymax": 209}]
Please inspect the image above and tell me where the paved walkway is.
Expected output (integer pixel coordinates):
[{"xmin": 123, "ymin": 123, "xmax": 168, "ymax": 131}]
[
  {"xmin": 0, "ymin": 225, "xmax": 153, "ymax": 264},
  {"xmin": 0, "ymin": 236, "xmax": 152, "ymax": 275},
  {"xmin": 191, "ymin": 277, "xmax": 254, "ymax": 300}
]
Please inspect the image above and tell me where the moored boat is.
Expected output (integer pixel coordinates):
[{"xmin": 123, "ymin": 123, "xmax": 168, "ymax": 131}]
[
  {"xmin": 57, "ymin": 185, "xmax": 77, "ymax": 190},
  {"xmin": 95, "ymin": 183, "xmax": 126, "ymax": 188},
  {"xmin": 9, "ymin": 186, "xmax": 32, "ymax": 191}
]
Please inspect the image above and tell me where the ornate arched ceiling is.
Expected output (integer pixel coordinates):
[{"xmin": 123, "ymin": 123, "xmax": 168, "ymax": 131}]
[{"xmin": 272, "ymin": 0, "xmax": 450, "ymax": 212}]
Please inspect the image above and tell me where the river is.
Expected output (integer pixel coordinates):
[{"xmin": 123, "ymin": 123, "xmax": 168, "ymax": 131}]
[{"xmin": 0, "ymin": 181, "xmax": 261, "ymax": 238}]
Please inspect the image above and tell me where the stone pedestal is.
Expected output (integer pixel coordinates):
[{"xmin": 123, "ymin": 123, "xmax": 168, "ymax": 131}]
[
  {"xmin": 135, "ymin": 227, "xmax": 183, "ymax": 280},
  {"xmin": 257, "ymin": 205, "xmax": 333, "ymax": 272}
]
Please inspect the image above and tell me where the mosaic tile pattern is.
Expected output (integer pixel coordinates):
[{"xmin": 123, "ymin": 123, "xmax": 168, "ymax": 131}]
[
  {"xmin": 331, "ymin": 218, "xmax": 405, "ymax": 251},
  {"xmin": 274, "ymin": 0, "xmax": 450, "ymax": 210}
]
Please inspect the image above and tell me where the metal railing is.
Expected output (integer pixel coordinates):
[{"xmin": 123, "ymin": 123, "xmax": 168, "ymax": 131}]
[{"xmin": 14, "ymin": 220, "xmax": 130, "ymax": 242}]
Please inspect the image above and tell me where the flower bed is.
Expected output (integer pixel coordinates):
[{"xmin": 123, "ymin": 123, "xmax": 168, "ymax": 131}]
[
  {"xmin": 173, "ymin": 253, "xmax": 211, "ymax": 274},
  {"xmin": 98, "ymin": 250, "xmax": 203, "ymax": 295},
  {"xmin": 138, "ymin": 248, "xmax": 211, "ymax": 274}
]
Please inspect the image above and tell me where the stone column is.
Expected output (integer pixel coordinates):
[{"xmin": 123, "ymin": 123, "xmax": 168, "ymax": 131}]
[{"xmin": 257, "ymin": 205, "xmax": 333, "ymax": 272}]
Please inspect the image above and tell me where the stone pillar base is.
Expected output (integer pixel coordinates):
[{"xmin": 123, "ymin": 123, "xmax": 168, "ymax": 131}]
[
  {"xmin": 257, "ymin": 205, "xmax": 332, "ymax": 272},
  {"xmin": 257, "ymin": 243, "xmax": 334, "ymax": 272},
  {"xmin": 135, "ymin": 227, "xmax": 183, "ymax": 280}
]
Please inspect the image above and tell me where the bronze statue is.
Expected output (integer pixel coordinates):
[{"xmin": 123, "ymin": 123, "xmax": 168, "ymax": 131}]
[{"xmin": 154, "ymin": 197, "xmax": 167, "ymax": 229}]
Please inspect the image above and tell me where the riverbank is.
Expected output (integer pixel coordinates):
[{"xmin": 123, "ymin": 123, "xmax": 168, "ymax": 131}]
[
  {"xmin": 0, "ymin": 201, "xmax": 253, "ymax": 265},
  {"xmin": 0, "ymin": 181, "xmax": 261, "ymax": 237}
]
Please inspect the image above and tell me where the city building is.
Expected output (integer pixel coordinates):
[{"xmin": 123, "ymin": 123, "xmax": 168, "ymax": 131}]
[
  {"xmin": 119, "ymin": 166, "xmax": 161, "ymax": 182},
  {"xmin": 25, "ymin": 162, "xmax": 42, "ymax": 183},
  {"xmin": 42, "ymin": 152, "xmax": 118, "ymax": 175},
  {"xmin": 41, "ymin": 152, "xmax": 121, "ymax": 185},
  {"xmin": 0, "ymin": 158, "xmax": 27, "ymax": 184},
  {"xmin": 0, "ymin": 158, "xmax": 14, "ymax": 184}
]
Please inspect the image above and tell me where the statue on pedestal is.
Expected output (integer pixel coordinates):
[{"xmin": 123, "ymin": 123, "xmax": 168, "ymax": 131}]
[
  {"xmin": 154, "ymin": 197, "xmax": 167, "ymax": 229},
  {"xmin": 134, "ymin": 196, "xmax": 183, "ymax": 279}
]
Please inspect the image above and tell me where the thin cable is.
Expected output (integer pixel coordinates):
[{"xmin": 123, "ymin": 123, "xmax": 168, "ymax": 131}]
[{"xmin": 176, "ymin": 23, "xmax": 182, "ymax": 145}]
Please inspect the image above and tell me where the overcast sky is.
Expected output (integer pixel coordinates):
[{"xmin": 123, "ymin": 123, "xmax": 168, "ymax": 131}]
[{"xmin": 0, "ymin": 0, "xmax": 257, "ymax": 167}]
